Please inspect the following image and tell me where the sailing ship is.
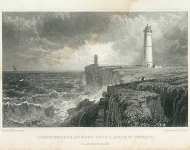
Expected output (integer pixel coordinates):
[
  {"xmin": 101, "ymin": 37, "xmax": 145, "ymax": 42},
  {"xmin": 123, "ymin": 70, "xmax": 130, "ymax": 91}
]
[{"xmin": 12, "ymin": 65, "xmax": 17, "ymax": 71}]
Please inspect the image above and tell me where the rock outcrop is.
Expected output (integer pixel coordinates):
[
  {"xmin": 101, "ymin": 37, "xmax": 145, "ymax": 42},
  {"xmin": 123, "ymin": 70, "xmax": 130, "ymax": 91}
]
[
  {"xmin": 66, "ymin": 66, "xmax": 188, "ymax": 127},
  {"xmin": 97, "ymin": 76, "xmax": 188, "ymax": 127},
  {"xmin": 63, "ymin": 99, "xmax": 99, "ymax": 127}
]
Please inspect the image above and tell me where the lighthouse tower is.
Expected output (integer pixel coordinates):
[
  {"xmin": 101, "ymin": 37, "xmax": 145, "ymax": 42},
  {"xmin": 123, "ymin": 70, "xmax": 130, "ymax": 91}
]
[
  {"xmin": 94, "ymin": 54, "xmax": 98, "ymax": 66},
  {"xmin": 144, "ymin": 24, "xmax": 153, "ymax": 68}
]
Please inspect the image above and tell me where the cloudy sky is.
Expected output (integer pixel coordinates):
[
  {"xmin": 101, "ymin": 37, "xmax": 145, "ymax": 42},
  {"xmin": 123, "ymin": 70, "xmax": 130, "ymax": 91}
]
[{"xmin": 3, "ymin": 12, "xmax": 187, "ymax": 71}]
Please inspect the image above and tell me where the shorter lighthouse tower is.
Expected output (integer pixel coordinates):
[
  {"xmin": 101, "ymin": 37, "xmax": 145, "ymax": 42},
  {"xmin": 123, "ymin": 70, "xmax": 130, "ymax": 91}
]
[
  {"xmin": 144, "ymin": 24, "xmax": 153, "ymax": 68},
  {"xmin": 94, "ymin": 54, "xmax": 98, "ymax": 66}
]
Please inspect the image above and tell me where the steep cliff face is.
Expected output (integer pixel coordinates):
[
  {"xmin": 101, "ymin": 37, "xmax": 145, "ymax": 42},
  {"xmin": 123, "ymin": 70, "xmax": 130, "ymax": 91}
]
[
  {"xmin": 63, "ymin": 99, "xmax": 99, "ymax": 127},
  {"xmin": 79, "ymin": 67, "xmax": 187, "ymax": 127},
  {"xmin": 103, "ymin": 86, "xmax": 167, "ymax": 127},
  {"xmin": 85, "ymin": 64, "xmax": 123, "ymax": 88},
  {"xmin": 85, "ymin": 64, "xmax": 101, "ymax": 88},
  {"xmin": 135, "ymin": 81, "xmax": 188, "ymax": 126},
  {"xmin": 62, "ymin": 78, "xmax": 187, "ymax": 127},
  {"xmin": 103, "ymin": 77, "xmax": 188, "ymax": 127}
]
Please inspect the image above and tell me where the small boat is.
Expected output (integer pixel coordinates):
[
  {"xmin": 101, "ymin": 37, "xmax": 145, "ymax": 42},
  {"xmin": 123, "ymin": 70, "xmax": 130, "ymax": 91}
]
[{"xmin": 12, "ymin": 65, "xmax": 17, "ymax": 71}]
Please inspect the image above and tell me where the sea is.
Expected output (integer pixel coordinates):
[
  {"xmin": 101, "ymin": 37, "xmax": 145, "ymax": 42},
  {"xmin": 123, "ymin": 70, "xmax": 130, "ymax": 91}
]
[
  {"xmin": 2, "ymin": 71, "xmax": 103, "ymax": 127},
  {"xmin": 2, "ymin": 67, "xmax": 187, "ymax": 127}
]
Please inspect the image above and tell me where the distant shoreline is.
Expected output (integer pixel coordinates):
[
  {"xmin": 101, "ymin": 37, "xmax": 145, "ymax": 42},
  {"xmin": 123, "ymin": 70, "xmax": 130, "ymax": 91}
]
[
  {"xmin": 2, "ymin": 65, "xmax": 188, "ymax": 73},
  {"xmin": 2, "ymin": 70, "xmax": 84, "ymax": 73}
]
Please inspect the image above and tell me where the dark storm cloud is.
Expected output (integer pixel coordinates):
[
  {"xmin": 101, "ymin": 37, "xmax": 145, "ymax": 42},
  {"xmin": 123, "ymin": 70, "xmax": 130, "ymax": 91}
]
[
  {"xmin": 38, "ymin": 13, "xmax": 110, "ymax": 41},
  {"xmin": 3, "ymin": 12, "xmax": 111, "ymax": 51},
  {"xmin": 2, "ymin": 12, "xmax": 112, "ymax": 70},
  {"xmin": 2, "ymin": 12, "xmax": 188, "ymax": 71},
  {"xmin": 152, "ymin": 13, "xmax": 188, "ymax": 66}
]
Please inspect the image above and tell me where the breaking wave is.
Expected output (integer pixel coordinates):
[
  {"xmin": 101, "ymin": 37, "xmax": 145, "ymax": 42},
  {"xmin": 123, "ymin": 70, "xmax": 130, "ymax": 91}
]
[
  {"xmin": 2, "ymin": 71, "xmax": 105, "ymax": 127},
  {"xmin": 3, "ymin": 101, "xmax": 56, "ymax": 127}
]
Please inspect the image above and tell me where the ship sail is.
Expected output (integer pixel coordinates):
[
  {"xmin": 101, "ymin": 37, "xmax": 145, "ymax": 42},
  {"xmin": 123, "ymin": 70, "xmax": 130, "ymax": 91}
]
[{"xmin": 12, "ymin": 65, "xmax": 17, "ymax": 71}]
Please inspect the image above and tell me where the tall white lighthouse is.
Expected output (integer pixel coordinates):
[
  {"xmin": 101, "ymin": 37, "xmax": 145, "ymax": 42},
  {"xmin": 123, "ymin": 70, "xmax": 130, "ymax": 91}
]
[{"xmin": 144, "ymin": 24, "xmax": 153, "ymax": 68}]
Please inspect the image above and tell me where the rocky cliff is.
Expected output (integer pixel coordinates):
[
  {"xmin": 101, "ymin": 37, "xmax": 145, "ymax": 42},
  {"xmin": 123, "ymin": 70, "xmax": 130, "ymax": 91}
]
[
  {"xmin": 66, "ymin": 67, "xmax": 187, "ymax": 127},
  {"xmin": 102, "ymin": 77, "xmax": 187, "ymax": 127}
]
